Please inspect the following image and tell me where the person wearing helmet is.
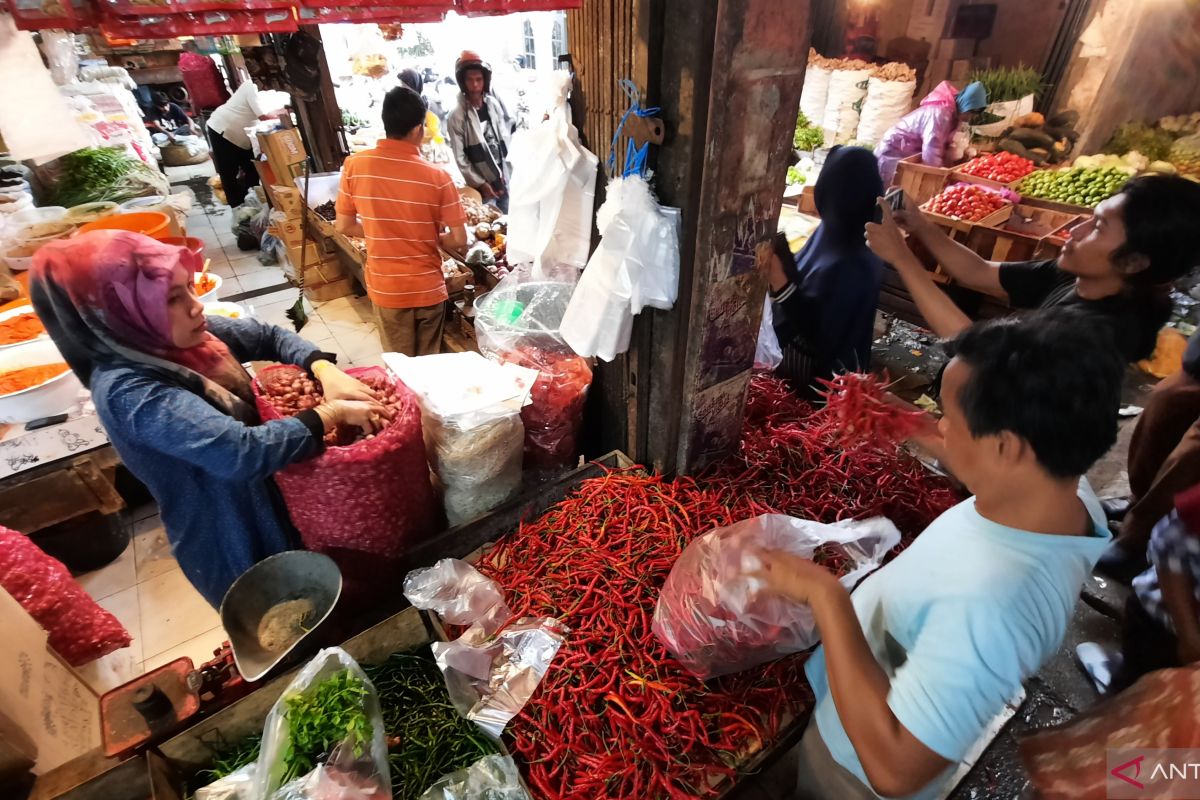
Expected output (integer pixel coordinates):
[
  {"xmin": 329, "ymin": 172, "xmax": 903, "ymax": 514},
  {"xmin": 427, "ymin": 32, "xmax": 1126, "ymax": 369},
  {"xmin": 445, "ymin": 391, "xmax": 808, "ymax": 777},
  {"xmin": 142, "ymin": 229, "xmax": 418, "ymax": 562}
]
[
  {"xmin": 875, "ymin": 80, "xmax": 987, "ymax": 185},
  {"xmin": 446, "ymin": 50, "xmax": 515, "ymax": 211}
]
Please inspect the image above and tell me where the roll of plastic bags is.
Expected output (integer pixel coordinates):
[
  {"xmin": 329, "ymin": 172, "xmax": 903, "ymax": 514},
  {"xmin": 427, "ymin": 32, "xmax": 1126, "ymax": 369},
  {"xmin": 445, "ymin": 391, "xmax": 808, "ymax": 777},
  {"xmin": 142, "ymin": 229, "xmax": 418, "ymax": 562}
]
[
  {"xmin": 559, "ymin": 175, "xmax": 678, "ymax": 361},
  {"xmin": 856, "ymin": 77, "xmax": 917, "ymax": 145},
  {"xmin": 653, "ymin": 513, "xmax": 900, "ymax": 679},
  {"xmin": 506, "ymin": 72, "xmax": 598, "ymax": 275}
]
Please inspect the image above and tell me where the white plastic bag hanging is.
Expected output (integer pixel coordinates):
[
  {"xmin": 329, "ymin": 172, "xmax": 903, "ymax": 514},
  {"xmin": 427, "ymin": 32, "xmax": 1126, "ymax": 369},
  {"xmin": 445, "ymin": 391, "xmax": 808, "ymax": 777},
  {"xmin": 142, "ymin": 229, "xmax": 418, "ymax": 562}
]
[
  {"xmin": 754, "ymin": 296, "xmax": 783, "ymax": 370},
  {"xmin": 506, "ymin": 72, "xmax": 598, "ymax": 275},
  {"xmin": 559, "ymin": 175, "xmax": 679, "ymax": 361},
  {"xmin": 404, "ymin": 559, "xmax": 566, "ymax": 738},
  {"xmin": 652, "ymin": 514, "xmax": 901, "ymax": 679}
]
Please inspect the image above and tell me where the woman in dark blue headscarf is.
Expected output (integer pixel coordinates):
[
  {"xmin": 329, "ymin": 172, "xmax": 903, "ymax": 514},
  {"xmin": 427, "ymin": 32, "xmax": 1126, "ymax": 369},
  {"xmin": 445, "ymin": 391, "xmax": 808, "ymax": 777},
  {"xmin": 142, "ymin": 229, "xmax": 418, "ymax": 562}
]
[{"xmin": 768, "ymin": 145, "xmax": 885, "ymax": 393}]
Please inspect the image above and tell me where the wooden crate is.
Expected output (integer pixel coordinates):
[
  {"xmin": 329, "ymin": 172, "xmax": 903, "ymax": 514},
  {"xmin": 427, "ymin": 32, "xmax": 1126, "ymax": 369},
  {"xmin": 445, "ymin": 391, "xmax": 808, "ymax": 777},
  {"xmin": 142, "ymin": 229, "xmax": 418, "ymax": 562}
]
[
  {"xmin": 1020, "ymin": 194, "xmax": 1096, "ymax": 216},
  {"xmin": 894, "ymin": 155, "xmax": 952, "ymax": 206},
  {"xmin": 959, "ymin": 203, "xmax": 1084, "ymax": 262},
  {"xmin": 795, "ymin": 184, "xmax": 817, "ymax": 216},
  {"xmin": 919, "ymin": 200, "xmax": 1015, "ymax": 236}
]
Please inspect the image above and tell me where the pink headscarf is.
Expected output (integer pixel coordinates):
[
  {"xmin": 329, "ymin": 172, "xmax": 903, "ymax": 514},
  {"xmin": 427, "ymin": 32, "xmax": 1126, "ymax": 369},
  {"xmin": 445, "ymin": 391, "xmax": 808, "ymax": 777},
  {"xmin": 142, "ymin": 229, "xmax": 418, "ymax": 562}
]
[{"xmin": 30, "ymin": 230, "xmax": 256, "ymax": 414}]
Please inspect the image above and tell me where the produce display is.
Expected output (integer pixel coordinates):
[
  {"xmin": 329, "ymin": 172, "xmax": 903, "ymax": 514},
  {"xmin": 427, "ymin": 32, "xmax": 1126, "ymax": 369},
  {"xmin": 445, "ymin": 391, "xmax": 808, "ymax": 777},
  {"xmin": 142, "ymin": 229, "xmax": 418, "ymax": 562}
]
[
  {"xmin": 196, "ymin": 650, "xmax": 496, "ymax": 800},
  {"xmin": 314, "ymin": 200, "xmax": 337, "ymax": 221},
  {"xmin": 470, "ymin": 374, "xmax": 959, "ymax": 799},
  {"xmin": 279, "ymin": 668, "xmax": 374, "ymax": 784},
  {"xmin": 996, "ymin": 110, "xmax": 1080, "ymax": 165},
  {"xmin": 0, "ymin": 526, "xmax": 131, "ymax": 666},
  {"xmin": 50, "ymin": 147, "xmax": 168, "ymax": 209},
  {"xmin": 0, "ymin": 311, "xmax": 45, "ymax": 345},
  {"xmin": 956, "ymin": 151, "xmax": 1037, "ymax": 183},
  {"xmin": 792, "ymin": 110, "xmax": 824, "ymax": 153},
  {"xmin": 1103, "ymin": 122, "xmax": 1176, "ymax": 162},
  {"xmin": 253, "ymin": 365, "xmax": 437, "ymax": 566},
  {"xmin": 1170, "ymin": 134, "xmax": 1200, "ymax": 178},
  {"xmin": 498, "ymin": 346, "xmax": 592, "ymax": 470},
  {"xmin": 462, "ymin": 194, "xmax": 502, "ymax": 228},
  {"xmin": 967, "ymin": 66, "xmax": 1043, "ymax": 104},
  {"xmin": 0, "ymin": 363, "xmax": 70, "ymax": 396},
  {"xmin": 1016, "ymin": 166, "xmax": 1132, "ymax": 208},
  {"xmin": 923, "ymin": 183, "xmax": 1009, "ymax": 222}
]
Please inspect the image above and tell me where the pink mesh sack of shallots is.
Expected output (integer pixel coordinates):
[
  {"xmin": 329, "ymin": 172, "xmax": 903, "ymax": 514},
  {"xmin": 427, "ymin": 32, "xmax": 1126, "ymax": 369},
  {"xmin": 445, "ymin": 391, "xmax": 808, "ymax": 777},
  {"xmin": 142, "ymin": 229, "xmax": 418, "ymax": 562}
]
[
  {"xmin": 0, "ymin": 527, "xmax": 131, "ymax": 665},
  {"xmin": 254, "ymin": 365, "xmax": 437, "ymax": 562}
]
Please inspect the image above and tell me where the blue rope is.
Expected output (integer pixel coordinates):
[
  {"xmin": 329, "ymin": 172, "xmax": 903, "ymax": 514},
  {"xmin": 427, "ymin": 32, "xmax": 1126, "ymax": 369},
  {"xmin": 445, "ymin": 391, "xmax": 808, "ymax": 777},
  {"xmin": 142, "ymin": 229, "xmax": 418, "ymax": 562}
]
[{"xmin": 607, "ymin": 79, "xmax": 661, "ymax": 179}]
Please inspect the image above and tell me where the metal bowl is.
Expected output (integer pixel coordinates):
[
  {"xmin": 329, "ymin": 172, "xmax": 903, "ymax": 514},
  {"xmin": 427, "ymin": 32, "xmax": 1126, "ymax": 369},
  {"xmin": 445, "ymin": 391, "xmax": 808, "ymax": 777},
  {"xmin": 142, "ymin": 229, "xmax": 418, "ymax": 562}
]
[{"xmin": 219, "ymin": 551, "xmax": 342, "ymax": 682}]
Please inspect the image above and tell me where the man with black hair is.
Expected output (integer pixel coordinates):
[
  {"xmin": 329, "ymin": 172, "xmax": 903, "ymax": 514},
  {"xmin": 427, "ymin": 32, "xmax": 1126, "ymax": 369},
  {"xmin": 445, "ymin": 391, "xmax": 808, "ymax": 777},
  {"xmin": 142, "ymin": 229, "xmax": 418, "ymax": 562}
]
[
  {"xmin": 752, "ymin": 309, "xmax": 1121, "ymax": 800},
  {"xmin": 147, "ymin": 91, "xmax": 199, "ymax": 138},
  {"xmin": 867, "ymin": 174, "xmax": 1200, "ymax": 364},
  {"xmin": 336, "ymin": 86, "xmax": 467, "ymax": 357}
]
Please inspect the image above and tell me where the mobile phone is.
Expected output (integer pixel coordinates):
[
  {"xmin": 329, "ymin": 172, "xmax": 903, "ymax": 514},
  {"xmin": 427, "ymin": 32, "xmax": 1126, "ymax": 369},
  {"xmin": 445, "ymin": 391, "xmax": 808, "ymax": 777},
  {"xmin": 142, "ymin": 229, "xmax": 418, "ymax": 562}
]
[
  {"xmin": 874, "ymin": 188, "xmax": 905, "ymax": 223},
  {"xmin": 25, "ymin": 413, "xmax": 68, "ymax": 431}
]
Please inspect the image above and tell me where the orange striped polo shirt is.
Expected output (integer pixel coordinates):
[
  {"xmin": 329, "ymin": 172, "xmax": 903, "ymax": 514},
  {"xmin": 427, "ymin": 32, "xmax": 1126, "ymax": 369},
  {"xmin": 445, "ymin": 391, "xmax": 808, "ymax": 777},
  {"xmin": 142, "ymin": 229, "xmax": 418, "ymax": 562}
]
[{"xmin": 336, "ymin": 139, "xmax": 467, "ymax": 309}]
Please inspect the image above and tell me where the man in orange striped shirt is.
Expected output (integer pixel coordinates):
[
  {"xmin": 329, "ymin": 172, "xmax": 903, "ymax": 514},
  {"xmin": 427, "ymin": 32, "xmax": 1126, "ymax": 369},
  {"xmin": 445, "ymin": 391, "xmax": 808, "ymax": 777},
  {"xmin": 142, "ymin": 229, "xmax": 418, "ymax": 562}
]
[{"xmin": 335, "ymin": 86, "xmax": 468, "ymax": 356}]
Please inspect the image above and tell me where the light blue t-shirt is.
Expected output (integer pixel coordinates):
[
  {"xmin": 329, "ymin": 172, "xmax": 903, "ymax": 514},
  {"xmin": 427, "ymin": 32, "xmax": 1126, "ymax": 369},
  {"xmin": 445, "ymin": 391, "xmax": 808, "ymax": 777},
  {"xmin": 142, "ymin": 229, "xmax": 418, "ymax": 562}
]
[{"xmin": 805, "ymin": 481, "xmax": 1111, "ymax": 800}]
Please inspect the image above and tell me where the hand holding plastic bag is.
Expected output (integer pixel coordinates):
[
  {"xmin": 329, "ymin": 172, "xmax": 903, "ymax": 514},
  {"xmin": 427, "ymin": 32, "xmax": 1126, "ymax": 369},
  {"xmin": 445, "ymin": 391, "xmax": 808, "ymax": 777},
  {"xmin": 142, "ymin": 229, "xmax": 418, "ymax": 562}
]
[
  {"xmin": 652, "ymin": 514, "xmax": 900, "ymax": 679},
  {"xmin": 404, "ymin": 559, "xmax": 567, "ymax": 737},
  {"xmin": 754, "ymin": 296, "xmax": 783, "ymax": 370}
]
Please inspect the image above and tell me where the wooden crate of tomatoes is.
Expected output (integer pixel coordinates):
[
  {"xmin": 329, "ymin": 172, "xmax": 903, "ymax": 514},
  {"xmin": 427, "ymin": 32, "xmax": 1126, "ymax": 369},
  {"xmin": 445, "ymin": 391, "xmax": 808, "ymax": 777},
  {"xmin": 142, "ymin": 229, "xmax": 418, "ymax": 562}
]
[
  {"xmin": 920, "ymin": 183, "xmax": 1014, "ymax": 235},
  {"xmin": 951, "ymin": 151, "xmax": 1038, "ymax": 191}
]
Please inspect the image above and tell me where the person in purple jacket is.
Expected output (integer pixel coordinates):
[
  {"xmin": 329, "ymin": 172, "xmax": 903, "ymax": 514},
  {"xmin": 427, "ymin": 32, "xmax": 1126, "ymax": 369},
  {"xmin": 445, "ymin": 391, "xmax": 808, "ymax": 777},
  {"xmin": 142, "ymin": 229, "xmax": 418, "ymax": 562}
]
[{"xmin": 875, "ymin": 80, "xmax": 987, "ymax": 185}]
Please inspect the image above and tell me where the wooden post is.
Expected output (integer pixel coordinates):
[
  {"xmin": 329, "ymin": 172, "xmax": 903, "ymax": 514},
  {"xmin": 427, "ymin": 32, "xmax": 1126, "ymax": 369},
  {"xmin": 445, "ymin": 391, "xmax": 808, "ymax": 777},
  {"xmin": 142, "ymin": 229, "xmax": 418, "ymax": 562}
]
[{"xmin": 641, "ymin": 0, "xmax": 811, "ymax": 474}]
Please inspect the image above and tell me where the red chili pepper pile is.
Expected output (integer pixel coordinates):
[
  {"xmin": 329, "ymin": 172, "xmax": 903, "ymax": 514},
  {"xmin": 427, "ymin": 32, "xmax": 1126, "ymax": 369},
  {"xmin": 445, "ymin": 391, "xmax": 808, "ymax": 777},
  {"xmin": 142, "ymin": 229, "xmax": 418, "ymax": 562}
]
[
  {"xmin": 814, "ymin": 372, "xmax": 930, "ymax": 451},
  {"xmin": 471, "ymin": 375, "xmax": 960, "ymax": 798}
]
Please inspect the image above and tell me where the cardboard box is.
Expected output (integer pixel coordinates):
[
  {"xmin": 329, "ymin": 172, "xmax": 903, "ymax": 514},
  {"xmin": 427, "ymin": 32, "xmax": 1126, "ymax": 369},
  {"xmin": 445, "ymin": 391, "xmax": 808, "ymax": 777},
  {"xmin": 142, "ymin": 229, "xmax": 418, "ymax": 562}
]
[
  {"xmin": 304, "ymin": 277, "xmax": 354, "ymax": 302},
  {"xmin": 0, "ymin": 589, "xmax": 100, "ymax": 775},
  {"xmin": 286, "ymin": 242, "xmax": 332, "ymax": 270},
  {"xmin": 277, "ymin": 216, "xmax": 306, "ymax": 249},
  {"xmin": 272, "ymin": 185, "xmax": 302, "ymax": 216},
  {"xmin": 257, "ymin": 129, "xmax": 307, "ymax": 188},
  {"xmin": 302, "ymin": 259, "xmax": 345, "ymax": 287}
]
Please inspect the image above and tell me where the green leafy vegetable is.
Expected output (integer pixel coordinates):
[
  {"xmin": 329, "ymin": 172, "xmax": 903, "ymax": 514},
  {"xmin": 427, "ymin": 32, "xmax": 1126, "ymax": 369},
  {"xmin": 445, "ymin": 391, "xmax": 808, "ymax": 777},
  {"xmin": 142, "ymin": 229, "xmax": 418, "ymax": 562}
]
[
  {"xmin": 51, "ymin": 147, "xmax": 168, "ymax": 209},
  {"xmin": 793, "ymin": 111, "xmax": 824, "ymax": 152},
  {"xmin": 785, "ymin": 166, "xmax": 805, "ymax": 186},
  {"xmin": 1102, "ymin": 122, "xmax": 1177, "ymax": 162},
  {"xmin": 967, "ymin": 66, "xmax": 1044, "ymax": 104},
  {"xmin": 281, "ymin": 669, "xmax": 372, "ymax": 784}
]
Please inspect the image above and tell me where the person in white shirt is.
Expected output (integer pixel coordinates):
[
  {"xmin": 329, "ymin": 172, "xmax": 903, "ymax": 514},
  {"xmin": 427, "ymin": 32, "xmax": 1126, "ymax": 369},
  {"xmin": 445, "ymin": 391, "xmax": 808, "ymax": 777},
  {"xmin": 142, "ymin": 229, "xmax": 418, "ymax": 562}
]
[{"xmin": 206, "ymin": 80, "xmax": 277, "ymax": 207}]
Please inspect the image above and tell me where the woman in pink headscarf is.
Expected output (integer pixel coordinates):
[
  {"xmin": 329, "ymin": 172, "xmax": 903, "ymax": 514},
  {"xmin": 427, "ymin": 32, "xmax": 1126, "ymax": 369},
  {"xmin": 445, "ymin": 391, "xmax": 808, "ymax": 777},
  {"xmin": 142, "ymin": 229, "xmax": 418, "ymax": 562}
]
[{"xmin": 30, "ymin": 230, "xmax": 389, "ymax": 607}]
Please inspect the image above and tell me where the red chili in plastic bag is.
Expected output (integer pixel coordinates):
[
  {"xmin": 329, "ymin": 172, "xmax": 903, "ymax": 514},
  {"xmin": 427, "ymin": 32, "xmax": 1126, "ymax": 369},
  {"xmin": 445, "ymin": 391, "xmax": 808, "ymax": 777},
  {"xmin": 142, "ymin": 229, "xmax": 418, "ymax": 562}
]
[
  {"xmin": 253, "ymin": 366, "xmax": 437, "ymax": 562},
  {"xmin": 499, "ymin": 347, "xmax": 592, "ymax": 470},
  {"xmin": 0, "ymin": 527, "xmax": 131, "ymax": 666}
]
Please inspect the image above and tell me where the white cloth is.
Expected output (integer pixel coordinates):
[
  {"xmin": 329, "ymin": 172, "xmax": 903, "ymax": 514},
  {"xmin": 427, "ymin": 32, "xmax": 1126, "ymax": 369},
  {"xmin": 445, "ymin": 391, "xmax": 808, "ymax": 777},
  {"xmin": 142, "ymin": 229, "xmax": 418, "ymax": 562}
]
[{"xmin": 207, "ymin": 81, "xmax": 264, "ymax": 149}]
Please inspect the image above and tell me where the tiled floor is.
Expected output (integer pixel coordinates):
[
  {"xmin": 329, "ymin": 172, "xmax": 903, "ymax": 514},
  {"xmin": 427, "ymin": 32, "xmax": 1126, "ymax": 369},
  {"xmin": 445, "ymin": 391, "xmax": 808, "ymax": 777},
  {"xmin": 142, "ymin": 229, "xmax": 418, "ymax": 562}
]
[{"xmin": 74, "ymin": 159, "xmax": 384, "ymax": 695}]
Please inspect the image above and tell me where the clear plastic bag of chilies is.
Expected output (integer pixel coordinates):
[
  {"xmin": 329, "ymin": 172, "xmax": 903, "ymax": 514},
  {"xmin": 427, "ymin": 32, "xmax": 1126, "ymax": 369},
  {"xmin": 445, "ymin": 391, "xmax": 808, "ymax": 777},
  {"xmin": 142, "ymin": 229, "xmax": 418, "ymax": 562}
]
[
  {"xmin": 652, "ymin": 514, "xmax": 900, "ymax": 679},
  {"xmin": 252, "ymin": 648, "xmax": 390, "ymax": 800}
]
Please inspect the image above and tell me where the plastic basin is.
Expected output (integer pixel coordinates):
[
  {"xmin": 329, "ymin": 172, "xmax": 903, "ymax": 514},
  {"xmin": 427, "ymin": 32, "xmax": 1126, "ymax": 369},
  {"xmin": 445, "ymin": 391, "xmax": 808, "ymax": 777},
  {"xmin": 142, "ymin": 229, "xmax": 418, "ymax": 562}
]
[
  {"xmin": 0, "ymin": 338, "xmax": 82, "ymax": 423},
  {"xmin": 161, "ymin": 236, "xmax": 205, "ymax": 258},
  {"xmin": 77, "ymin": 210, "xmax": 170, "ymax": 240}
]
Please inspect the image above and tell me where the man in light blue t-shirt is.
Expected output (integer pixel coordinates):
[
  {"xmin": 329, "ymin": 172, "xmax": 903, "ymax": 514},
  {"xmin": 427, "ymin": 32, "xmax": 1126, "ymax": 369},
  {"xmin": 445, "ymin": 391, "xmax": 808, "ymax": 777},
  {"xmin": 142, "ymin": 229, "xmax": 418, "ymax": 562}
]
[{"xmin": 753, "ymin": 308, "xmax": 1124, "ymax": 799}]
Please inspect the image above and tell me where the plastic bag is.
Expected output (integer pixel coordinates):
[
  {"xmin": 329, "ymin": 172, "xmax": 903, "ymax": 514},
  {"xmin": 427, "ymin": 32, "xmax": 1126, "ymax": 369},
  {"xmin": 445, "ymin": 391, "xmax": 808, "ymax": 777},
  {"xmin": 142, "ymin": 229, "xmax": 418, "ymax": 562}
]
[
  {"xmin": 253, "ymin": 648, "xmax": 390, "ymax": 800},
  {"xmin": 652, "ymin": 513, "xmax": 901, "ymax": 679},
  {"xmin": 385, "ymin": 353, "xmax": 535, "ymax": 526},
  {"xmin": 506, "ymin": 72, "xmax": 598, "ymax": 273},
  {"xmin": 856, "ymin": 77, "xmax": 916, "ymax": 145},
  {"xmin": 253, "ymin": 366, "xmax": 437, "ymax": 563},
  {"xmin": 404, "ymin": 559, "xmax": 567, "ymax": 738},
  {"xmin": 194, "ymin": 765, "xmax": 254, "ymax": 800},
  {"xmin": 473, "ymin": 271, "xmax": 592, "ymax": 470},
  {"xmin": 0, "ymin": 526, "xmax": 131, "ymax": 666},
  {"xmin": 416, "ymin": 755, "xmax": 531, "ymax": 800},
  {"xmin": 559, "ymin": 176, "xmax": 679, "ymax": 361},
  {"xmin": 754, "ymin": 296, "xmax": 783, "ymax": 370}
]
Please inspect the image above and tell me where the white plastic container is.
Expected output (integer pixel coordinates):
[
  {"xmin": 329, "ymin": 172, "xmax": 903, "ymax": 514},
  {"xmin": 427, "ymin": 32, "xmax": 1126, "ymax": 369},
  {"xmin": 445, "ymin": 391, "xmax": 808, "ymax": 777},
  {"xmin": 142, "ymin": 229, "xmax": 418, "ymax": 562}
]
[
  {"xmin": 0, "ymin": 339, "xmax": 82, "ymax": 423},
  {"xmin": 9, "ymin": 206, "xmax": 67, "ymax": 229},
  {"xmin": 0, "ymin": 305, "xmax": 47, "ymax": 350},
  {"xmin": 195, "ymin": 272, "xmax": 222, "ymax": 303}
]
